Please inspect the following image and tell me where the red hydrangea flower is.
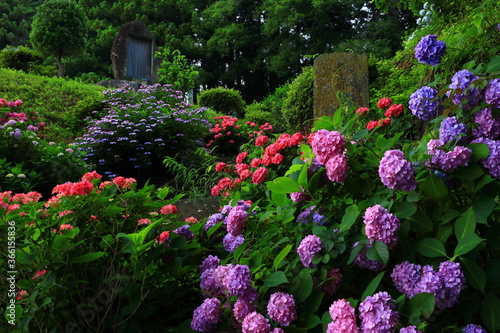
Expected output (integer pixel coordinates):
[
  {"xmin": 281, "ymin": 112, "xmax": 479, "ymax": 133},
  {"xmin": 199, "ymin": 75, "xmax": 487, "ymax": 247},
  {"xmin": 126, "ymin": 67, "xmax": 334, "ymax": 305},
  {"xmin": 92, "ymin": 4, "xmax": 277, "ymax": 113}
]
[
  {"xmin": 377, "ymin": 97, "xmax": 393, "ymax": 109},
  {"xmin": 356, "ymin": 107, "xmax": 370, "ymax": 115},
  {"xmin": 252, "ymin": 167, "xmax": 269, "ymax": 184},
  {"xmin": 384, "ymin": 104, "xmax": 404, "ymax": 117},
  {"xmin": 160, "ymin": 204, "xmax": 178, "ymax": 214}
]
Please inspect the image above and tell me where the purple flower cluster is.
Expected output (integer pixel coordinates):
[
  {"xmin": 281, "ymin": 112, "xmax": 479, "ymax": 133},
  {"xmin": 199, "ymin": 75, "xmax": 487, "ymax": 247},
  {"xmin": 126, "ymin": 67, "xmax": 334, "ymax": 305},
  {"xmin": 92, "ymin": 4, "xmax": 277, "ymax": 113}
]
[
  {"xmin": 326, "ymin": 299, "xmax": 360, "ymax": 333},
  {"xmin": 446, "ymin": 70, "xmax": 482, "ymax": 109},
  {"xmin": 409, "ymin": 86, "xmax": 442, "ymax": 120},
  {"xmin": 440, "ymin": 116, "xmax": 467, "ymax": 144},
  {"xmin": 363, "ymin": 205, "xmax": 400, "ymax": 249},
  {"xmin": 426, "ymin": 139, "xmax": 472, "ymax": 172},
  {"xmin": 472, "ymin": 137, "xmax": 500, "ymax": 178},
  {"xmin": 226, "ymin": 205, "xmax": 248, "ymax": 236},
  {"xmin": 290, "ymin": 189, "xmax": 310, "ymax": 202},
  {"xmin": 311, "ymin": 129, "xmax": 349, "ymax": 183},
  {"xmin": 391, "ymin": 260, "xmax": 465, "ymax": 309},
  {"xmin": 225, "ymin": 264, "xmax": 258, "ymax": 301},
  {"xmin": 242, "ymin": 312, "xmax": 270, "ymax": 333},
  {"xmin": 322, "ymin": 267, "xmax": 343, "ymax": 296},
  {"xmin": 191, "ymin": 297, "xmax": 221, "ymax": 332},
  {"xmin": 400, "ymin": 326, "xmax": 422, "ymax": 333},
  {"xmin": 378, "ymin": 150, "xmax": 417, "ymax": 192},
  {"xmin": 297, "ymin": 235, "xmax": 322, "ymax": 268},
  {"xmin": 473, "ymin": 108, "xmax": 500, "ymax": 140},
  {"xmin": 325, "ymin": 153, "xmax": 349, "ymax": 183},
  {"xmin": 267, "ymin": 292, "xmax": 297, "ymax": 326},
  {"xmin": 414, "ymin": 34, "xmax": 446, "ymax": 66},
  {"xmin": 173, "ymin": 224, "xmax": 194, "ymax": 240},
  {"xmin": 296, "ymin": 206, "xmax": 328, "ymax": 226},
  {"xmin": 233, "ymin": 298, "xmax": 256, "ymax": 323},
  {"xmin": 485, "ymin": 78, "xmax": 500, "ymax": 108},
  {"xmin": 463, "ymin": 324, "xmax": 487, "ymax": 333},
  {"xmin": 223, "ymin": 233, "xmax": 245, "ymax": 252},
  {"xmin": 204, "ymin": 213, "xmax": 225, "ymax": 231},
  {"xmin": 359, "ymin": 291, "xmax": 399, "ymax": 333}
]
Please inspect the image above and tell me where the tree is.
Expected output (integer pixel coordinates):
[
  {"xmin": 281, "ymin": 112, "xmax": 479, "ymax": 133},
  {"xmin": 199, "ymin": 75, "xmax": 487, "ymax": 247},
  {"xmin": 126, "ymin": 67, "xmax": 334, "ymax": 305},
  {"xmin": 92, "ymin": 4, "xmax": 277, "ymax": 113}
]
[{"xmin": 29, "ymin": 0, "xmax": 88, "ymax": 77}]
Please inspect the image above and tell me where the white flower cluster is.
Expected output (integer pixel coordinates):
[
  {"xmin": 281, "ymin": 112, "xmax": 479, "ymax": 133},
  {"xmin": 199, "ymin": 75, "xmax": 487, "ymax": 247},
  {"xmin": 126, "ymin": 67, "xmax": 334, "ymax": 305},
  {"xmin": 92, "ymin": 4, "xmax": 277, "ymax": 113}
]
[{"xmin": 416, "ymin": 2, "xmax": 434, "ymax": 27}]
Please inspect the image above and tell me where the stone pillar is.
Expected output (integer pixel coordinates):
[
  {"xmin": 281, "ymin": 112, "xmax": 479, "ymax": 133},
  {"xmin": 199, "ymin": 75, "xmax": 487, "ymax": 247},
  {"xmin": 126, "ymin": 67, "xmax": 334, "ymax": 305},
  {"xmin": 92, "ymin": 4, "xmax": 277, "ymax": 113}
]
[{"xmin": 313, "ymin": 53, "xmax": 369, "ymax": 118}]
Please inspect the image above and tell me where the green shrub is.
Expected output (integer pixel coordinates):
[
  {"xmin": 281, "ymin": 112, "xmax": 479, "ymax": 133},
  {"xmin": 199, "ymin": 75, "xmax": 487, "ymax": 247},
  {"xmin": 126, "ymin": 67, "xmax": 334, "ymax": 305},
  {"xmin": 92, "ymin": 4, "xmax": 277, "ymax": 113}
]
[
  {"xmin": 0, "ymin": 45, "xmax": 44, "ymax": 73},
  {"xmin": 261, "ymin": 84, "xmax": 291, "ymax": 133},
  {"xmin": 281, "ymin": 66, "xmax": 314, "ymax": 133},
  {"xmin": 243, "ymin": 102, "xmax": 273, "ymax": 126},
  {"xmin": 197, "ymin": 87, "xmax": 246, "ymax": 118}
]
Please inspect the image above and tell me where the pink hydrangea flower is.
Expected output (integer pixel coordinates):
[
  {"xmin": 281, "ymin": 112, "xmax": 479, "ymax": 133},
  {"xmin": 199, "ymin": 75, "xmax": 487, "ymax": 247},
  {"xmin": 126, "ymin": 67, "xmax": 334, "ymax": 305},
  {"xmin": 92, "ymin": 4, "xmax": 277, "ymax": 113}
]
[
  {"xmin": 311, "ymin": 129, "xmax": 346, "ymax": 165},
  {"xmin": 378, "ymin": 150, "xmax": 417, "ymax": 192},
  {"xmin": 327, "ymin": 299, "xmax": 360, "ymax": 333},
  {"xmin": 325, "ymin": 153, "xmax": 349, "ymax": 183},
  {"xmin": 242, "ymin": 312, "xmax": 270, "ymax": 333},
  {"xmin": 297, "ymin": 235, "xmax": 322, "ymax": 268},
  {"xmin": 267, "ymin": 292, "xmax": 297, "ymax": 326}
]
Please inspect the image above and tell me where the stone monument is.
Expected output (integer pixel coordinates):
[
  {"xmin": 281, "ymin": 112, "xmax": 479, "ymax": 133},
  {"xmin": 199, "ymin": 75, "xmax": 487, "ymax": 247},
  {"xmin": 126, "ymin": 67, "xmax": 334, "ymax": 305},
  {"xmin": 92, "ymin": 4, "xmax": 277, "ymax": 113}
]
[
  {"xmin": 109, "ymin": 21, "xmax": 160, "ymax": 85},
  {"xmin": 313, "ymin": 53, "xmax": 369, "ymax": 118}
]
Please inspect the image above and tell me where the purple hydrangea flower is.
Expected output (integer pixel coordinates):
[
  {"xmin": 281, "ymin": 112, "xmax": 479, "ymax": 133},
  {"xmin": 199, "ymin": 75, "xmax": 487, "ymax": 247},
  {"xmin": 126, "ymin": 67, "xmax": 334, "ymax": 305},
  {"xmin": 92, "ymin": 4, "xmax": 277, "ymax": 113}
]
[
  {"xmin": 446, "ymin": 70, "xmax": 482, "ymax": 109},
  {"xmin": 426, "ymin": 140, "xmax": 472, "ymax": 172},
  {"xmin": 409, "ymin": 86, "xmax": 442, "ymax": 120},
  {"xmin": 223, "ymin": 233, "xmax": 245, "ymax": 253},
  {"xmin": 312, "ymin": 129, "xmax": 346, "ymax": 165},
  {"xmin": 200, "ymin": 255, "xmax": 220, "ymax": 274},
  {"xmin": 327, "ymin": 299, "xmax": 360, "ymax": 333},
  {"xmin": 200, "ymin": 268, "xmax": 221, "ymax": 297},
  {"xmin": 400, "ymin": 326, "xmax": 422, "ymax": 333},
  {"xmin": 296, "ymin": 206, "xmax": 328, "ymax": 226},
  {"xmin": 233, "ymin": 297, "xmax": 256, "ymax": 323},
  {"xmin": 290, "ymin": 189, "xmax": 311, "ymax": 202},
  {"xmin": 363, "ymin": 205, "xmax": 400, "ymax": 249},
  {"xmin": 224, "ymin": 265, "xmax": 258, "ymax": 302},
  {"xmin": 326, "ymin": 153, "xmax": 349, "ymax": 183},
  {"xmin": 414, "ymin": 34, "xmax": 447, "ymax": 66},
  {"xmin": 267, "ymin": 292, "xmax": 297, "ymax": 326},
  {"xmin": 359, "ymin": 291, "xmax": 399, "ymax": 333},
  {"xmin": 205, "ymin": 213, "xmax": 225, "ymax": 231},
  {"xmin": 440, "ymin": 116, "xmax": 467, "ymax": 144},
  {"xmin": 379, "ymin": 150, "xmax": 417, "ymax": 192},
  {"xmin": 435, "ymin": 261, "xmax": 465, "ymax": 309},
  {"xmin": 485, "ymin": 78, "xmax": 500, "ymax": 108},
  {"xmin": 242, "ymin": 311, "xmax": 271, "ymax": 333},
  {"xmin": 471, "ymin": 138, "xmax": 500, "ymax": 178},
  {"xmin": 463, "ymin": 324, "xmax": 487, "ymax": 333},
  {"xmin": 297, "ymin": 235, "xmax": 322, "ymax": 268},
  {"xmin": 473, "ymin": 108, "xmax": 500, "ymax": 139},
  {"xmin": 226, "ymin": 205, "xmax": 247, "ymax": 236},
  {"xmin": 353, "ymin": 242, "xmax": 386, "ymax": 271},
  {"xmin": 191, "ymin": 297, "xmax": 221, "ymax": 332},
  {"xmin": 322, "ymin": 267, "xmax": 343, "ymax": 296},
  {"xmin": 391, "ymin": 261, "xmax": 439, "ymax": 298},
  {"xmin": 271, "ymin": 328, "xmax": 285, "ymax": 333},
  {"xmin": 173, "ymin": 224, "xmax": 194, "ymax": 240}
]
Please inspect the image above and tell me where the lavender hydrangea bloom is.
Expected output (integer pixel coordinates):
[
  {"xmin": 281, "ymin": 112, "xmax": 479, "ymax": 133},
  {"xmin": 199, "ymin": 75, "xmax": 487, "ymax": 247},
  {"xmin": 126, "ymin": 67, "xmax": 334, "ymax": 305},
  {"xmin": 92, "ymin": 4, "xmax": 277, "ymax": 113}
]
[
  {"xmin": 327, "ymin": 299, "xmax": 360, "ymax": 333},
  {"xmin": 427, "ymin": 140, "xmax": 472, "ymax": 172},
  {"xmin": 363, "ymin": 205, "xmax": 400, "ymax": 249},
  {"xmin": 242, "ymin": 312, "xmax": 271, "ymax": 333},
  {"xmin": 297, "ymin": 235, "xmax": 322, "ymax": 268},
  {"xmin": 224, "ymin": 265, "xmax": 258, "ymax": 302},
  {"xmin": 463, "ymin": 324, "xmax": 487, "ymax": 333},
  {"xmin": 446, "ymin": 70, "xmax": 482, "ymax": 109},
  {"xmin": 205, "ymin": 213, "xmax": 225, "ymax": 231},
  {"xmin": 359, "ymin": 291, "xmax": 399, "ymax": 333},
  {"xmin": 296, "ymin": 206, "xmax": 328, "ymax": 226},
  {"xmin": 379, "ymin": 150, "xmax": 417, "ymax": 192},
  {"xmin": 200, "ymin": 268, "xmax": 221, "ymax": 296},
  {"xmin": 191, "ymin": 297, "xmax": 221, "ymax": 332},
  {"xmin": 440, "ymin": 116, "xmax": 467, "ymax": 144},
  {"xmin": 267, "ymin": 292, "xmax": 297, "ymax": 326},
  {"xmin": 473, "ymin": 108, "xmax": 500, "ymax": 139},
  {"xmin": 233, "ymin": 297, "xmax": 256, "ymax": 322},
  {"xmin": 414, "ymin": 34, "xmax": 446, "ymax": 66},
  {"xmin": 409, "ymin": 86, "xmax": 441, "ymax": 120},
  {"xmin": 226, "ymin": 205, "xmax": 247, "ymax": 236},
  {"xmin": 353, "ymin": 242, "xmax": 386, "ymax": 271},
  {"xmin": 485, "ymin": 78, "xmax": 500, "ymax": 108},
  {"xmin": 223, "ymin": 233, "xmax": 245, "ymax": 253},
  {"xmin": 400, "ymin": 326, "xmax": 422, "ymax": 333},
  {"xmin": 200, "ymin": 255, "xmax": 220, "ymax": 274},
  {"xmin": 435, "ymin": 261, "xmax": 465, "ymax": 309},
  {"xmin": 471, "ymin": 138, "xmax": 500, "ymax": 178},
  {"xmin": 391, "ymin": 261, "xmax": 439, "ymax": 298},
  {"xmin": 173, "ymin": 224, "xmax": 194, "ymax": 240},
  {"xmin": 271, "ymin": 328, "xmax": 285, "ymax": 333}
]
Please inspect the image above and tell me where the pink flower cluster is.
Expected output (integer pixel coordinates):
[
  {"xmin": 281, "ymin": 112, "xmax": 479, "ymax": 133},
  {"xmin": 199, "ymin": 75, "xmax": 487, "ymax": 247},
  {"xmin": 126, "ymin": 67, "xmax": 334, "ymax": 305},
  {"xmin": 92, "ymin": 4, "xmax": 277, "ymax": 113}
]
[
  {"xmin": 0, "ymin": 98, "xmax": 23, "ymax": 107},
  {"xmin": 359, "ymin": 291, "xmax": 399, "ymax": 333},
  {"xmin": 311, "ymin": 129, "xmax": 349, "ymax": 183},
  {"xmin": 1, "ymin": 191, "xmax": 42, "ymax": 211},
  {"xmin": 326, "ymin": 299, "xmax": 359, "ymax": 333},
  {"xmin": 206, "ymin": 115, "xmax": 273, "ymax": 147},
  {"xmin": 267, "ymin": 292, "xmax": 297, "ymax": 326},
  {"xmin": 363, "ymin": 205, "xmax": 400, "ymax": 249},
  {"xmin": 426, "ymin": 139, "xmax": 472, "ymax": 172},
  {"xmin": 297, "ymin": 234, "xmax": 322, "ymax": 268},
  {"xmin": 378, "ymin": 150, "xmax": 417, "ymax": 192}
]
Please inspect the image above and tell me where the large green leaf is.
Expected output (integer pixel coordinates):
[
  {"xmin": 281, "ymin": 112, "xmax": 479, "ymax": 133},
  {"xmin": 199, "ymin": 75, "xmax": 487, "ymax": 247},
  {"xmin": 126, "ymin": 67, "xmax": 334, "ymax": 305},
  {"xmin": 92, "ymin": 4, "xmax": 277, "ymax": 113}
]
[
  {"xmin": 274, "ymin": 244, "xmax": 292, "ymax": 270},
  {"xmin": 339, "ymin": 204, "xmax": 360, "ymax": 233},
  {"xmin": 481, "ymin": 292, "xmax": 500, "ymax": 332},
  {"xmin": 395, "ymin": 201, "xmax": 417, "ymax": 219},
  {"xmin": 454, "ymin": 233, "xmax": 484, "ymax": 257},
  {"xmin": 366, "ymin": 241, "xmax": 389, "ymax": 264},
  {"xmin": 421, "ymin": 173, "xmax": 448, "ymax": 200},
  {"xmin": 71, "ymin": 251, "xmax": 105, "ymax": 264},
  {"xmin": 461, "ymin": 257, "xmax": 486, "ymax": 292},
  {"xmin": 263, "ymin": 271, "xmax": 288, "ymax": 288},
  {"xmin": 266, "ymin": 176, "xmax": 302, "ymax": 193},
  {"xmin": 417, "ymin": 238, "xmax": 448, "ymax": 258},
  {"xmin": 408, "ymin": 293, "xmax": 435, "ymax": 320},
  {"xmin": 290, "ymin": 271, "xmax": 313, "ymax": 303},
  {"xmin": 361, "ymin": 271, "xmax": 385, "ymax": 301},
  {"xmin": 454, "ymin": 208, "xmax": 476, "ymax": 241}
]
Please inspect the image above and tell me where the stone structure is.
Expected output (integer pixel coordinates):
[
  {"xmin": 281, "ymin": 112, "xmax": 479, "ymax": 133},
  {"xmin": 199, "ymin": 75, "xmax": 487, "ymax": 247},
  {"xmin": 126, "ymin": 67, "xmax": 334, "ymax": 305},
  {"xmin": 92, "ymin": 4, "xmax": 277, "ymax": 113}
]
[
  {"xmin": 110, "ymin": 21, "xmax": 160, "ymax": 84},
  {"xmin": 313, "ymin": 53, "xmax": 369, "ymax": 118}
]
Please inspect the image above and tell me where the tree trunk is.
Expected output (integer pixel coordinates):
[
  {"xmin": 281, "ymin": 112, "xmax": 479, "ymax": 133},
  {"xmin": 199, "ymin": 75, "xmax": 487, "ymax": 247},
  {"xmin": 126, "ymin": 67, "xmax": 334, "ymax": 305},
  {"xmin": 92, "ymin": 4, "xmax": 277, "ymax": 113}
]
[{"xmin": 56, "ymin": 54, "xmax": 64, "ymax": 77}]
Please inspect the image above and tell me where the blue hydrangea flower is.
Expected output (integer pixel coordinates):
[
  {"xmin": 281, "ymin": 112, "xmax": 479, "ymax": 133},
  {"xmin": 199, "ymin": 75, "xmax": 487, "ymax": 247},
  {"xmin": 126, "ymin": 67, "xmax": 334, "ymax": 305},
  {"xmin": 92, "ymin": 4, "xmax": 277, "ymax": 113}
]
[
  {"xmin": 485, "ymin": 78, "xmax": 500, "ymax": 108},
  {"xmin": 414, "ymin": 34, "xmax": 446, "ymax": 66},
  {"xmin": 439, "ymin": 116, "xmax": 467, "ymax": 144},
  {"xmin": 409, "ymin": 86, "xmax": 442, "ymax": 120},
  {"xmin": 446, "ymin": 70, "xmax": 482, "ymax": 110}
]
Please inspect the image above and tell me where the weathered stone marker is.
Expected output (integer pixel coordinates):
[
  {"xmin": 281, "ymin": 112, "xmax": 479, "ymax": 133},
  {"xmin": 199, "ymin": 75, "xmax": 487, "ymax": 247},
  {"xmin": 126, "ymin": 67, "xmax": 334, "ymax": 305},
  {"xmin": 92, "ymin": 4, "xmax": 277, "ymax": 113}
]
[{"xmin": 313, "ymin": 53, "xmax": 369, "ymax": 118}]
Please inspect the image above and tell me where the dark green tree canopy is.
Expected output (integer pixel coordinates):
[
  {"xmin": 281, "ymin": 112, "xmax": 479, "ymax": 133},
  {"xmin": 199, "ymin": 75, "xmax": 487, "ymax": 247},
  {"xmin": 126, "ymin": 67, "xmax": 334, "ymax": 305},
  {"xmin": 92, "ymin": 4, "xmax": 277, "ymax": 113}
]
[{"xmin": 29, "ymin": 0, "xmax": 87, "ymax": 77}]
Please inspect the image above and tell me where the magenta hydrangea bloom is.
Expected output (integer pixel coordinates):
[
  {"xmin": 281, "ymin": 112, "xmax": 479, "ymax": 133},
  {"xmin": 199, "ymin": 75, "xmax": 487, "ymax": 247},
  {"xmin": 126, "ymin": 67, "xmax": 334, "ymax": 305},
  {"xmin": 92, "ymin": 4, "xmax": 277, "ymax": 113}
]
[
  {"xmin": 242, "ymin": 311, "xmax": 271, "ymax": 333},
  {"xmin": 400, "ymin": 326, "xmax": 422, "ymax": 333},
  {"xmin": 473, "ymin": 108, "xmax": 500, "ymax": 139},
  {"xmin": 311, "ymin": 129, "xmax": 346, "ymax": 165},
  {"xmin": 267, "ymin": 292, "xmax": 297, "ymax": 326},
  {"xmin": 191, "ymin": 297, "xmax": 221, "ymax": 332},
  {"xmin": 363, "ymin": 205, "xmax": 400, "ymax": 249},
  {"xmin": 223, "ymin": 233, "xmax": 245, "ymax": 253},
  {"xmin": 271, "ymin": 328, "xmax": 285, "ymax": 333},
  {"xmin": 359, "ymin": 291, "xmax": 399, "ymax": 333},
  {"xmin": 485, "ymin": 78, "xmax": 500, "ymax": 108},
  {"xmin": 233, "ymin": 297, "xmax": 256, "ymax": 322},
  {"xmin": 379, "ymin": 150, "xmax": 417, "ymax": 192},
  {"xmin": 435, "ymin": 261, "xmax": 465, "ymax": 309},
  {"xmin": 226, "ymin": 205, "xmax": 247, "ymax": 236},
  {"xmin": 414, "ymin": 34, "xmax": 446, "ymax": 66},
  {"xmin": 353, "ymin": 242, "xmax": 386, "ymax": 271},
  {"xmin": 446, "ymin": 69, "xmax": 482, "ymax": 110},
  {"xmin": 290, "ymin": 189, "xmax": 311, "ymax": 202},
  {"xmin": 297, "ymin": 235, "xmax": 322, "ymax": 268},
  {"xmin": 409, "ymin": 86, "xmax": 441, "ymax": 120},
  {"xmin": 326, "ymin": 153, "xmax": 349, "ymax": 183},
  {"xmin": 440, "ymin": 116, "xmax": 467, "ymax": 144},
  {"xmin": 463, "ymin": 324, "xmax": 487, "ymax": 333},
  {"xmin": 471, "ymin": 138, "xmax": 500, "ymax": 178},
  {"xmin": 327, "ymin": 299, "xmax": 360, "ymax": 333}
]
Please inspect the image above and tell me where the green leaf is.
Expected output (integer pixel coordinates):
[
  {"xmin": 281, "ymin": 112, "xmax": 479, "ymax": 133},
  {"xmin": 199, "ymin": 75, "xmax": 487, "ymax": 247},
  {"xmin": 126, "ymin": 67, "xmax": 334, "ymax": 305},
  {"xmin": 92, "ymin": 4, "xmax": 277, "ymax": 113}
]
[
  {"xmin": 300, "ymin": 313, "xmax": 321, "ymax": 329},
  {"xmin": 339, "ymin": 204, "xmax": 360, "ymax": 233},
  {"xmin": 361, "ymin": 271, "xmax": 385, "ymax": 300},
  {"xmin": 274, "ymin": 244, "xmax": 293, "ymax": 270},
  {"xmin": 421, "ymin": 173, "xmax": 448, "ymax": 200},
  {"xmin": 71, "ymin": 251, "xmax": 105, "ymax": 264},
  {"xmin": 452, "ymin": 163, "xmax": 484, "ymax": 181},
  {"xmin": 103, "ymin": 205, "xmax": 125, "ymax": 216},
  {"xmin": 473, "ymin": 196, "xmax": 495, "ymax": 224},
  {"xmin": 481, "ymin": 292, "xmax": 500, "ymax": 332},
  {"xmin": 395, "ymin": 201, "xmax": 417, "ymax": 219},
  {"xmin": 266, "ymin": 176, "xmax": 302, "ymax": 193},
  {"xmin": 454, "ymin": 233, "xmax": 484, "ymax": 257},
  {"xmin": 468, "ymin": 143, "xmax": 490, "ymax": 161},
  {"xmin": 351, "ymin": 129, "xmax": 369, "ymax": 141},
  {"xmin": 156, "ymin": 186, "xmax": 169, "ymax": 200},
  {"xmin": 263, "ymin": 271, "xmax": 288, "ymax": 287},
  {"xmin": 454, "ymin": 208, "xmax": 476, "ymax": 241},
  {"xmin": 290, "ymin": 271, "xmax": 313, "ymax": 303},
  {"xmin": 206, "ymin": 221, "xmax": 223, "ymax": 238},
  {"xmin": 417, "ymin": 238, "xmax": 448, "ymax": 258},
  {"xmin": 408, "ymin": 293, "xmax": 435, "ymax": 319},
  {"xmin": 366, "ymin": 241, "xmax": 389, "ymax": 264},
  {"xmin": 486, "ymin": 55, "xmax": 500, "ymax": 74},
  {"xmin": 407, "ymin": 211, "xmax": 433, "ymax": 233},
  {"xmin": 461, "ymin": 257, "xmax": 486, "ymax": 292}
]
